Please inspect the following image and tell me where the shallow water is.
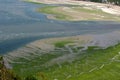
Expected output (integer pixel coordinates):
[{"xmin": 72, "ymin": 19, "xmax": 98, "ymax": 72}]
[{"xmin": 0, "ymin": 0, "xmax": 120, "ymax": 54}]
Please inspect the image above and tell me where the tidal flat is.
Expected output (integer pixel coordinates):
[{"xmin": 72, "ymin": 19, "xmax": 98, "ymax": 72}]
[
  {"xmin": 37, "ymin": 6, "xmax": 120, "ymax": 21},
  {"xmin": 4, "ymin": 32, "xmax": 120, "ymax": 80},
  {"xmin": 1, "ymin": 0, "xmax": 120, "ymax": 80}
]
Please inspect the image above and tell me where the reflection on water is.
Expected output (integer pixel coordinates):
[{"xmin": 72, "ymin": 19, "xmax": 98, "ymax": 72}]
[{"xmin": 0, "ymin": 0, "xmax": 120, "ymax": 54}]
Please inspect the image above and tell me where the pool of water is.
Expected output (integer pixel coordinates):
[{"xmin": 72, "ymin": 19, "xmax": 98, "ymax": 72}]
[{"xmin": 0, "ymin": 0, "xmax": 120, "ymax": 54}]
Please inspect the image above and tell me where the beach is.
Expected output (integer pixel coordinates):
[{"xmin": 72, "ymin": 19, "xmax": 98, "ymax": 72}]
[{"xmin": 29, "ymin": 0, "xmax": 120, "ymax": 15}]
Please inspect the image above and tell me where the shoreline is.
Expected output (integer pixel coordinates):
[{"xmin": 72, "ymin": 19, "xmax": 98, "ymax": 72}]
[
  {"xmin": 27, "ymin": 0, "xmax": 120, "ymax": 16},
  {"xmin": 37, "ymin": 6, "xmax": 120, "ymax": 21},
  {"xmin": 4, "ymin": 31, "xmax": 120, "ymax": 60}
]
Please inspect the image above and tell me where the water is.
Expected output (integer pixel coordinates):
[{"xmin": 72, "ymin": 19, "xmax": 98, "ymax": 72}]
[{"xmin": 0, "ymin": 0, "xmax": 120, "ymax": 54}]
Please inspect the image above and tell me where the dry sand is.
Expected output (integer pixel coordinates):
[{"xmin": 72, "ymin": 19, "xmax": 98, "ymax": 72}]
[{"xmin": 30, "ymin": 0, "xmax": 120, "ymax": 15}]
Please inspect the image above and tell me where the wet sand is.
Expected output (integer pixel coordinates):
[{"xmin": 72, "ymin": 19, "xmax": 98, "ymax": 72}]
[{"xmin": 4, "ymin": 31, "xmax": 120, "ymax": 62}]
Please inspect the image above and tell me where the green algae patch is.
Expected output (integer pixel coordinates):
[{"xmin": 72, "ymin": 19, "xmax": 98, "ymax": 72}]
[
  {"xmin": 54, "ymin": 41, "xmax": 73, "ymax": 48},
  {"xmin": 37, "ymin": 6, "xmax": 120, "ymax": 21},
  {"xmin": 37, "ymin": 6, "xmax": 72, "ymax": 21}
]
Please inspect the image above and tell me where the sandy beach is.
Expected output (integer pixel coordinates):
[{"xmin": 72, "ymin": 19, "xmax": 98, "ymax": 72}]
[{"xmin": 29, "ymin": 0, "xmax": 120, "ymax": 15}]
